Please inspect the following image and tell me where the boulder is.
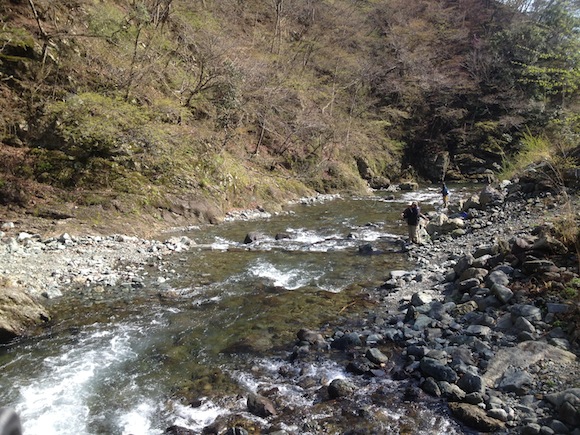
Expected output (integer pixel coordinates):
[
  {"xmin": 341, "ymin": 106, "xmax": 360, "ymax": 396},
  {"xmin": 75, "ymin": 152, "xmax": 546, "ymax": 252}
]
[
  {"xmin": 366, "ymin": 348, "xmax": 389, "ymax": 365},
  {"xmin": 459, "ymin": 267, "xmax": 489, "ymax": 283},
  {"xmin": 166, "ymin": 426, "xmax": 196, "ymax": 434},
  {"xmin": 420, "ymin": 357, "xmax": 458, "ymax": 382},
  {"xmin": 485, "ymin": 270, "xmax": 510, "ymax": 288},
  {"xmin": 247, "ymin": 393, "xmax": 276, "ymax": 417},
  {"xmin": 0, "ymin": 286, "xmax": 50, "ymax": 343},
  {"xmin": 331, "ymin": 332, "xmax": 362, "ymax": 350},
  {"xmin": 438, "ymin": 381, "xmax": 466, "ymax": 401},
  {"xmin": 479, "ymin": 185, "xmax": 505, "ymax": 207},
  {"xmin": 510, "ymin": 304, "xmax": 542, "ymax": 322},
  {"xmin": 448, "ymin": 403, "xmax": 505, "ymax": 432},
  {"xmin": 296, "ymin": 329, "xmax": 327, "ymax": 349},
  {"xmin": 491, "ymin": 283, "xmax": 514, "ymax": 304},
  {"xmin": 421, "ymin": 377, "xmax": 441, "ymax": 397},
  {"xmin": 497, "ymin": 368, "xmax": 533, "ymax": 395},
  {"xmin": 243, "ymin": 232, "xmax": 267, "ymax": 244},
  {"xmin": 483, "ymin": 341, "xmax": 577, "ymax": 389},
  {"xmin": 461, "ymin": 195, "xmax": 481, "ymax": 211},
  {"xmin": 453, "ymin": 254, "xmax": 474, "ymax": 276},
  {"xmin": 457, "ymin": 372, "xmax": 485, "ymax": 394},
  {"xmin": 328, "ymin": 378, "xmax": 356, "ymax": 399}
]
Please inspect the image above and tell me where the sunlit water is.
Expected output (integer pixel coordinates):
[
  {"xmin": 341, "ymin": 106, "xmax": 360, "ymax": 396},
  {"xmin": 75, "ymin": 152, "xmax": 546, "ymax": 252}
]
[{"xmin": 0, "ymin": 186, "xmax": 475, "ymax": 434}]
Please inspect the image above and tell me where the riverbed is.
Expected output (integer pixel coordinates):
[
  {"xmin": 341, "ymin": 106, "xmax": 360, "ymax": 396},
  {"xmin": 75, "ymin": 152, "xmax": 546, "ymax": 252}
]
[{"xmin": 0, "ymin": 186, "xmax": 479, "ymax": 434}]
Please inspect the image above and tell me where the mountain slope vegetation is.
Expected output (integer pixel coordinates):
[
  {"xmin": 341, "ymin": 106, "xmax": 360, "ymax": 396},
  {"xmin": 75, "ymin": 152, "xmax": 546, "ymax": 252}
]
[{"xmin": 1, "ymin": 0, "xmax": 578, "ymax": 226}]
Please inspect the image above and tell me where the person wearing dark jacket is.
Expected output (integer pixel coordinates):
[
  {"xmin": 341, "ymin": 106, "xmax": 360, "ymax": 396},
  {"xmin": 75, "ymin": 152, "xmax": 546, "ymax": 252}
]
[{"xmin": 402, "ymin": 201, "xmax": 427, "ymax": 243}]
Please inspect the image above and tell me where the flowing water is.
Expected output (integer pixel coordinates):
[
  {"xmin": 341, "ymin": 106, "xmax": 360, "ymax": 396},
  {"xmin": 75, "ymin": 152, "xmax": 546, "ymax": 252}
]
[{"xmin": 0, "ymin": 187, "xmax": 473, "ymax": 434}]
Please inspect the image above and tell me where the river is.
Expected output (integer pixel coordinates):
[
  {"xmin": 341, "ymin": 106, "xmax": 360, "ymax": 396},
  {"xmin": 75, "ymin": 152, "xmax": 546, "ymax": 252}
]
[{"xmin": 0, "ymin": 187, "xmax": 472, "ymax": 434}]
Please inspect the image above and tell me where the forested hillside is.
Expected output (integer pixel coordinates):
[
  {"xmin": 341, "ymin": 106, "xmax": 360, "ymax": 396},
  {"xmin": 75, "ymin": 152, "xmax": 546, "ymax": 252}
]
[{"xmin": 1, "ymin": 0, "xmax": 579, "ymax": 224}]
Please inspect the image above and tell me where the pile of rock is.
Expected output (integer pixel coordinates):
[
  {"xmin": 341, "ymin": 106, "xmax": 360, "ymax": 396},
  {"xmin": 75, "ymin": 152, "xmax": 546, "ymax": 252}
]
[{"xmin": 289, "ymin": 184, "xmax": 579, "ymax": 434}]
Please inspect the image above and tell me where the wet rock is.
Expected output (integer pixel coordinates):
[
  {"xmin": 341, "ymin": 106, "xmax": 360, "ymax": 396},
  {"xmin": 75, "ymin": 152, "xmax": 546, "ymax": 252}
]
[
  {"xmin": 331, "ymin": 332, "xmax": 362, "ymax": 350},
  {"xmin": 399, "ymin": 182, "xmax": 418, "ymax": 191},
  {"xmin": 243, "ymin": 232, "xmax": 267, "ymax": 244},
  {"xmin": 448, "ymin": 402, "xmax": 505, "ymax": 432},
  {"xmin": 247, "ymin": 393, "xmax": 276, "ymax": 417},
  {"xmin": 421, "ymin": 377, "xmax": 441, "ymax": 396},
  {"xmin": 328, "ymin": 378, "xmax": 356, "ymax": 399},
  {"xmin": 439, "ymin": 381, "xmax": 466, "ymax": 401},
  {"xmin": 167, "ymin": 425, "xmax": 196, "ymax": 434},
  {"xmin": 0, "ymin": 286, "xmax": 51, "ymax": 343},
  {"xmin": 346, "ymin": 358, "xmax": 376, "ymax": 375},
  {"xmin": 358, "ymin": 243, "xmax": 383, "ymax": 255},
  {"xmin": 297, "ymin": 329, "xmax": 327, "ymax": 348}
]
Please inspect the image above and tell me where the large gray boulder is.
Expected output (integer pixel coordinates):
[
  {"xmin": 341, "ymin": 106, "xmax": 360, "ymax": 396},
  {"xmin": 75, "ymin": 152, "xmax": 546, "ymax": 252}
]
[{"xmin": 479, "ymin": 185, "xmax": 505, "ymax": 207}]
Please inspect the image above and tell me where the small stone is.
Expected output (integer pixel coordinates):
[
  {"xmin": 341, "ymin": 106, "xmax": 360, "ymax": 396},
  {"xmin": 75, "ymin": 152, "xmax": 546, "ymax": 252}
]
[
  {"xmin": 366, "ymin": 348, "xmax": 389, "ymax": 365},
  {"xmin": 466, "ymin": 325, "xmax": 492, "ymax": 337},
  {"xmin": 491, "ymin": 283, "xmax": 514, "ymax": 304},
  {"xmin": 487, "ymin": 408, "xmax": 508, "ymax": 422}
]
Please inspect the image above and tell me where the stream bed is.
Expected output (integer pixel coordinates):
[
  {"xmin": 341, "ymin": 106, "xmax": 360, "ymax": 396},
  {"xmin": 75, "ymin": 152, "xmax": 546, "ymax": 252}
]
[{"xmin": 0, "ymin": 188, "xmax": 475, "ymax": 434}]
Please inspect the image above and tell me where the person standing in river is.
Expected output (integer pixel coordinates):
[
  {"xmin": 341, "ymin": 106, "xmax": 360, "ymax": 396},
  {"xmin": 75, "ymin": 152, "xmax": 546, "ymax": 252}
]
[
  {"xmin": 441, "ymin": 182, "xmax": 449, "ymax": 208},
  {"xmin": 402, "ymin": 201, "xmax": 427, "ymax": 244}
]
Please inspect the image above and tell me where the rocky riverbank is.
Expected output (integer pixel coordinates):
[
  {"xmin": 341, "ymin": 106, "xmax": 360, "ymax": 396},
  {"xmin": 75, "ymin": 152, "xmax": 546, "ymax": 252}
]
[
  {"xmin": 0, "ymin": 225, "xmax": 195, "ymax": 342},
  {"xmin": 286, "ymin": 183, "xmax": 580, "ymax": 434}
]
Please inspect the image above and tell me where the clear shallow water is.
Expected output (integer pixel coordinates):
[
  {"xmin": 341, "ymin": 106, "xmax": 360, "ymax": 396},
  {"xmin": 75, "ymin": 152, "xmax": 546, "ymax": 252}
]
[{"xmin": 0, "ymin": 188, "xmax": 472, "ymax": 434}]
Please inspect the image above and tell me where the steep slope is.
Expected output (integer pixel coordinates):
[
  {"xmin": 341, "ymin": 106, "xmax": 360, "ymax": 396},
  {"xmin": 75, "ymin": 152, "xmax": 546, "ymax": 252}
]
[{"xmin": 0, "ymin": 0, "xmax": 578, "ymax": 230}]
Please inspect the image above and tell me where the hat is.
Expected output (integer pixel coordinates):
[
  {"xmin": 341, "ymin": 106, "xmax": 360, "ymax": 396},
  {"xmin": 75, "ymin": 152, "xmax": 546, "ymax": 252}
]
[{"xmin": 407, "ymin": 202, "xmax": 413, "ymax": 206}]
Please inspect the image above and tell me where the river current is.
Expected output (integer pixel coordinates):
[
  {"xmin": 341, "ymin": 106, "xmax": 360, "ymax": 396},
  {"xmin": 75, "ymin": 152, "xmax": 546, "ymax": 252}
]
[{"xmin": 0, "ymin": 187, "xmax": 473, "ymax": 434}]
